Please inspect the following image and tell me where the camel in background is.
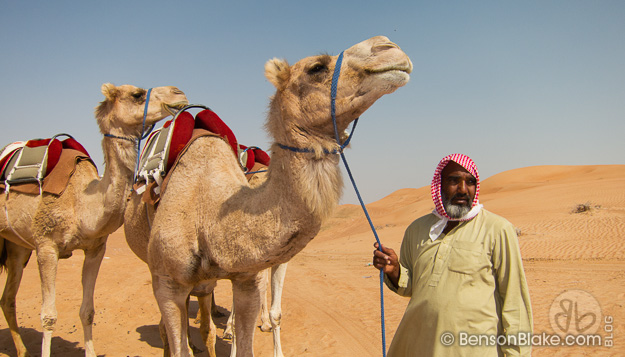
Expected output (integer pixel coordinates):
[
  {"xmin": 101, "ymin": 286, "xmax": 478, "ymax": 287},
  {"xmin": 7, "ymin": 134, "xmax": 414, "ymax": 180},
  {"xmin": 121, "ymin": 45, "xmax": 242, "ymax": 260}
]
[{"xmin": 0, "ymin": 84, "xmax": 187, "ymax": 357}]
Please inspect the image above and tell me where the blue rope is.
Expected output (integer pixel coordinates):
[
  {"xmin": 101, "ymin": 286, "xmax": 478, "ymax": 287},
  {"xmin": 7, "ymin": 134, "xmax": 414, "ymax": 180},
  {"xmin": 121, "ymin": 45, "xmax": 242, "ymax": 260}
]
[
  {"xmin": 133, "ymin": 88, "xmax": 152, "ymax": 181},
  {"xmin": 340, "ymin": 150, "xmax": 387, "ymax": 355},
  {"xmin": 331, "ymin": 51, "xmax": 387, "ymax": 357},
  {"xmin": 103, "ymin": 133, "xmax": 136, "ymax": 143},
  {"xmin": 331, "ymin": 53, "xmax": 343, "ymax": 145}
]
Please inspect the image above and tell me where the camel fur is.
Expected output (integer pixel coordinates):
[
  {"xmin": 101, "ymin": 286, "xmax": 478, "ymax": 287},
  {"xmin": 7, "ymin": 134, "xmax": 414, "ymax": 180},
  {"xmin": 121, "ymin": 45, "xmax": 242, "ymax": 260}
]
[
  {"xmin": 144, "ymin": 36, "xmax": 411, "ymax": 357},
  {"xmin": 0, "ymin": 84, "xmax": 187, "ymax": 357}
]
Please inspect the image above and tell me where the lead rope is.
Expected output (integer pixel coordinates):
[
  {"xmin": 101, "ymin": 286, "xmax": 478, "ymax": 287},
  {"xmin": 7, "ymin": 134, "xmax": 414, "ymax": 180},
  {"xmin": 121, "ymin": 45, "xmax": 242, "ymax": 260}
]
[
  {"xmin": 331, "ymin": 51, "xmax": 387, "ymax": 357},
  {"xmin": 134, "ymin": 88, "xmax": 153, "ymax": 182}
]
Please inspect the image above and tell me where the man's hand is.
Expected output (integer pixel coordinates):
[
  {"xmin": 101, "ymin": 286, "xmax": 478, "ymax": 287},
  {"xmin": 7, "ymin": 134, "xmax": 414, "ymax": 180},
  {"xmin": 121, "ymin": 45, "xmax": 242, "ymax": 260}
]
[{"xmin": 373, "ymin": 243, "xmax": 400, "ymax": 288}]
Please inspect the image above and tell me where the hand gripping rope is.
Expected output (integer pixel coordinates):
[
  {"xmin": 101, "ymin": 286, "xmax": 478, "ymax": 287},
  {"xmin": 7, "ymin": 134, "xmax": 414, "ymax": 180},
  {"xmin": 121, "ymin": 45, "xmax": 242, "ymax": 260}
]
[{"xmin": 331, "ymin": 51, "xmax": 388, "ymax": 357}]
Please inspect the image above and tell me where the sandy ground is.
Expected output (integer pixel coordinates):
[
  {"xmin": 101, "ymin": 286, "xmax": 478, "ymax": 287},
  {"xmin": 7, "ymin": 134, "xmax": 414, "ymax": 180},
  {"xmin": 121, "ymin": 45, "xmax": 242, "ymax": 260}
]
[{"xmin": 1, "ymin": 164, "xmax": 624, "ymax": 356}]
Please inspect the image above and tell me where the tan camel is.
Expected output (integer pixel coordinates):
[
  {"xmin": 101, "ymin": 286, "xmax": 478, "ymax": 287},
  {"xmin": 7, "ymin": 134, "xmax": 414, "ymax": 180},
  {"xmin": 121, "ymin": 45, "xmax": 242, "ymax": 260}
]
[
  {"xmin": 145, "ymin": 35, "xmax": 411, "ymax": 356},
  {"xmin": 0, "ymin": 83, "xmax": 187, "ymax": 357}
]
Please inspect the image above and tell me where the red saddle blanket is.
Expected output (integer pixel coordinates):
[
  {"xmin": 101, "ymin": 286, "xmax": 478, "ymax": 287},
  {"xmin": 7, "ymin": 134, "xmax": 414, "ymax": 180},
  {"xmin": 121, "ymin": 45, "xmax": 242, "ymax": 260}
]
[
  {"xmin": 0, "ymin": 136, "xmax": 94, "ymax": 196},
  {"xmin": 134, "ymin": 108, "xmax": 270, "ymax": 205}
]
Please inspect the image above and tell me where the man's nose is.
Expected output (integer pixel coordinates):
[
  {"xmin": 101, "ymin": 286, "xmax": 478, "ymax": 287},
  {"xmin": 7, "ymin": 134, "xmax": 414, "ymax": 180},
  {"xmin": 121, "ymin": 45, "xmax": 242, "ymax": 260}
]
[{"xmin": 458, "ymin": 180, "xmax": 468, "ymax": 194}]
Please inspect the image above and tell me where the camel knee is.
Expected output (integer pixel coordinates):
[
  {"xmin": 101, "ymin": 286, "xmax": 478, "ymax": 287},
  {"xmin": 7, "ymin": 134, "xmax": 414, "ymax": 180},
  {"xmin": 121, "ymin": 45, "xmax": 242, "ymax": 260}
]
[
  {"xmin": 79, "ymin": 307, "xmax": 95, "ymax": 326},
  {"xmin": 41, "ymin": 315, "xmax": 57, "ymax": 331},
  {"xmin": 269, "ymin": 310, "xmax": 281, "ymax": 328},
  {"xmin": 0, "ymin": 295, "xmax": 16, "ymax": 315}
]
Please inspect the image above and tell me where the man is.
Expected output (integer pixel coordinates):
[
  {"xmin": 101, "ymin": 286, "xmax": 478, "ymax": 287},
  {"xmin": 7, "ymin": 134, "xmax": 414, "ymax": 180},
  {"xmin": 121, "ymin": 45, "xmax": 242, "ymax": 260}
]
[{"xmin": 373, "ymin": 153, "xmax": 532, "ymax": 356}]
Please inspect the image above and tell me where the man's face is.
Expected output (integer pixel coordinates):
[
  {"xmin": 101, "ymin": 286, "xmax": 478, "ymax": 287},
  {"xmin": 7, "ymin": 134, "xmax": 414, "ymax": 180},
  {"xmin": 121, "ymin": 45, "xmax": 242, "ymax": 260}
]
[{"xmin": 441, "ymin": 161, "xmax": 477, "ymax": 218}]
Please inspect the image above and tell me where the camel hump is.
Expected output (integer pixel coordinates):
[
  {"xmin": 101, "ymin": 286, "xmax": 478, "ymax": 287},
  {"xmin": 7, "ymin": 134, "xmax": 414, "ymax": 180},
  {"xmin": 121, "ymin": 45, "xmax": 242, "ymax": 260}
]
[{"xmin": 135, "ymin": 106, "xmax": 270, "ymax": 188}]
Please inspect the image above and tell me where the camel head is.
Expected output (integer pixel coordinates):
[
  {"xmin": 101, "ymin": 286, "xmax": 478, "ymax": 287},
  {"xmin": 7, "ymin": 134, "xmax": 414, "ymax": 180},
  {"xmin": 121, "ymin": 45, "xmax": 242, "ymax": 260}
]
[
  {"xmin": 264, "ymin": 36, "xmax": 412, "ymax": 151},
  {"xmin": 94, "ymin": 84, "xmax": 188, "ymax": 138}
]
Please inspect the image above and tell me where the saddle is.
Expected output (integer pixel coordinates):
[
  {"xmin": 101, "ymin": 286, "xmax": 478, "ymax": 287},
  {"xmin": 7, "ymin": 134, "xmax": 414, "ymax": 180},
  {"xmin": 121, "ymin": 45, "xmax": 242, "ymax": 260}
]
[
  {"xmin": 134, "ymin": 105, "xmax": 270, "ymax": 204},
  {"xmin": 0, "ymin": 134, "xmax": 93, "ymax": 196}
]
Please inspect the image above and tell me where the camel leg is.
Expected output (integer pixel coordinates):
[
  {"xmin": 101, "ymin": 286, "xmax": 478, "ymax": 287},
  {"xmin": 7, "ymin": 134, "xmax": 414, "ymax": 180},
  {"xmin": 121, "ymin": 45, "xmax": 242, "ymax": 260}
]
[
  {"xmin": 158, "ymin": 295, "xmax": 203, "ymax": 357},
  {"xmin": 80, "ymin": 240, "xmax": 106, "ymax": 357},
  {"xmin": 0, "ymin": 240, "xmax": 33, "ymax": 357},
  {"xmin": 36, "ymin": 241, "xmax": 59, "ymax": 357},
  {"xmin": 269, "ymin": 263, "xmax": 287, "ymax": 357},
  {"xmin": 211, "ymin": 292, "xmax": 223, "ymax": 317},
  {"xmin": 193, "ymin": 292, "xmax": 222, "ymax": 325},
  {"xmin": 231, "ymin": 274, "xmax": 263, "ymax": 357},
  {"xmin": 259, "ymin": 268, "xmax": 271, "ymax": 332},
  {"xmin": 197, "ymin": 294, "xmax": 217, "ymax": 357},
  {"xmin": 224, "ymin": 299, "xmax": 234, "ymax": 339},
  {"xmin": 159, "ymin": 316, "xmax": 171, "ymax": 357},
  {"xmin": 185, "ymin": 294, "xmax": 206, "ymax": 354},
  {"xmin": 152, "ymin": 274, "xmax": 194, "ymax": 357},
  {"xmin": 227, "ymin": 269, "xmax": 270, "ymax": 338}
]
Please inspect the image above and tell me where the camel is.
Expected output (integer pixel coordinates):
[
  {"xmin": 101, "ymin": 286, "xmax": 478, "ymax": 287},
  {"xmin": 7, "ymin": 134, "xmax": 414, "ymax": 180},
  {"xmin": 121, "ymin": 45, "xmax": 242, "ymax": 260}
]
[
  {"xmin": 0, "ymin": 83, "xmax": 187, "ymax": 357},
  {"xmin": 145, "ymin": 35, "xmax": 411, "ymax": 356}
]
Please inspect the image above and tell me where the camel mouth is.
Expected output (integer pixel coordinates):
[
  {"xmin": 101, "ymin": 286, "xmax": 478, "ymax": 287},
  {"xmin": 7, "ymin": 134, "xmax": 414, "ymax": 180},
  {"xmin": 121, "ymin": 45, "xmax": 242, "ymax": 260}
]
[
  {"xmin": 366, "ymin": 64, "xmax": 413, "ymax": 75},
  {"xmin": 162, "ymin": 101, "xmax": 190, "ymax": 116},
  {"xmin": 166, "ymin": 101, "xmax": 190, "ymax": 109}
]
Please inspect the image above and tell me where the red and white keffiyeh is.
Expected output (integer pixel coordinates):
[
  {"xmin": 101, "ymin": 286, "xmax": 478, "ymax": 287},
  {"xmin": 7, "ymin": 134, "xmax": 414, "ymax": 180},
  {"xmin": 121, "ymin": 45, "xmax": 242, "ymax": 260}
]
[{"xmin": 429, "ymin": 153, "xmax": 483, "ymax": 240}]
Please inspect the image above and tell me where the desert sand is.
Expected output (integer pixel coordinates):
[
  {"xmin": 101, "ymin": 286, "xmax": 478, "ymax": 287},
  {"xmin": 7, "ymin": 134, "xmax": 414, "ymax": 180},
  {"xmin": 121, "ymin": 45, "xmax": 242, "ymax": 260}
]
[{"xmin": 1, "ymin": 164, "xmax": 623, "ymax": 356}]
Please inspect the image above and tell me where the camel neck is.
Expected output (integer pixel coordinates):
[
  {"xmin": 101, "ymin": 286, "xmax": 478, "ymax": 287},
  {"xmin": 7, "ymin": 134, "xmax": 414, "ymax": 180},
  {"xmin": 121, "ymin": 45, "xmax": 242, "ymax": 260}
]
[
  {"xmin": 267, "ymin": 143, "xmax": 342, "ymax": 222},
  {"xmin": 88, "ymin": 136, "xmax": 137, "ymax": 232}
]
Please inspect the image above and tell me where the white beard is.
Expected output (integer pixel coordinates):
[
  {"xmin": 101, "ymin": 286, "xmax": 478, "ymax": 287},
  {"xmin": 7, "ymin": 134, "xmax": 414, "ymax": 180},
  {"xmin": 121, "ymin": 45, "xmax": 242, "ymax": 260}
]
[{"xmin": 442, "ymin": 193, "xmax": 471, "ymax": 219}]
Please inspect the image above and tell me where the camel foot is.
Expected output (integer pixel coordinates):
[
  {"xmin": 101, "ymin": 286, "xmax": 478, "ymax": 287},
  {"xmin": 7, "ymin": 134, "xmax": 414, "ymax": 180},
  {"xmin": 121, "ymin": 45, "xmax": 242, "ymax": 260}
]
[{"xmin": 223, "ymin": 330, "xmax": 233, "ymax": 340}]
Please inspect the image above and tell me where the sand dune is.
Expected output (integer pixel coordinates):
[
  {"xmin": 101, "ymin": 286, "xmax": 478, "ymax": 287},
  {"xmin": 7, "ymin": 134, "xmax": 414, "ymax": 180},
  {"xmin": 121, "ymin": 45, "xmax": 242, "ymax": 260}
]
[{"xmin": 1, "ymin": 165, "xmax": 623, "ymax": 356}]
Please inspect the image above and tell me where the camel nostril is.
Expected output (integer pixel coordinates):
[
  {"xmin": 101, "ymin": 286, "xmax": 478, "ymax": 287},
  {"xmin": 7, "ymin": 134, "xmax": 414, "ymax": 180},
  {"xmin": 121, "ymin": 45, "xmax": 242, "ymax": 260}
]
[{"xmin": 372, "ymin": 42, "xmax": 399, "ymax": 53}]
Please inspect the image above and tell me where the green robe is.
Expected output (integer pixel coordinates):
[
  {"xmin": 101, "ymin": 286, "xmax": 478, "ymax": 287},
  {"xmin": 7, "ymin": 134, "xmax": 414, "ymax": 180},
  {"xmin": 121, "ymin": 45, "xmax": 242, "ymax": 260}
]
[{"xmin": 385, "ymin": 209, "xmax": 532, "ymax": 356}]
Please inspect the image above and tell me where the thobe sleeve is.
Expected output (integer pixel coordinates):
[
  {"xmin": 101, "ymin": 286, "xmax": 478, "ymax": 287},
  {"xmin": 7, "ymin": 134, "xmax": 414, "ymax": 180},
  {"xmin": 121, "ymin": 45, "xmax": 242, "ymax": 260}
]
[
  {"xmin": 384, "ymin": 226, "xmax": 414, "ymax": 297},
  {"xmin": 492, "ymin": 224, "xmax": 533, "ymax": 356}
]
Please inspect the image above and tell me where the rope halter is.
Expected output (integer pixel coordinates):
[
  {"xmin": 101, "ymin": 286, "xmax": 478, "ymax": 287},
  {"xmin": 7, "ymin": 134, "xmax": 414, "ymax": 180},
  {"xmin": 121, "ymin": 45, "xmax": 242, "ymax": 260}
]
[
  {"xmin": 103, "ymin": 87, "xmax": 155, "ymax": 180},
  {"xmin": 277, "ymin": 52, "xmax": 359, "ymax": 155}
]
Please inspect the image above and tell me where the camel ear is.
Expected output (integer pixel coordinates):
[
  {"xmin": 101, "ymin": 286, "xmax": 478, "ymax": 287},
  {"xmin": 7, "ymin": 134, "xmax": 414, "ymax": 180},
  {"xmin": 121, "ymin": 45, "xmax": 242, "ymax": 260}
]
[
  {"xmin": 265, "ymin": 58, "xmax": 290, "ymax": 90},
  {"xmin": 100, "ymin": 83, "xmax": 118, "ymax": 101}
]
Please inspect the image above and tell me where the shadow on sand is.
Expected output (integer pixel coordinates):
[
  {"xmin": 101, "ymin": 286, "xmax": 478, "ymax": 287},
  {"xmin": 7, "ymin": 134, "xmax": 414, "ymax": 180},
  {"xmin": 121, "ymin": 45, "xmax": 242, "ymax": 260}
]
[{"xmin": 0, "ymin": 327, "xmax": 103, "ymax": 357}]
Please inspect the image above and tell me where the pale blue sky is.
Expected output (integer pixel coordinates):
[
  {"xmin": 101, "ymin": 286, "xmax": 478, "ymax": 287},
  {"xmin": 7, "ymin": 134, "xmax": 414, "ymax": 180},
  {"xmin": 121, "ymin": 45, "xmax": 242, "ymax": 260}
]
[{"xmin": 1, "ymin": 1, "xmax": 623, "ymax": 205}]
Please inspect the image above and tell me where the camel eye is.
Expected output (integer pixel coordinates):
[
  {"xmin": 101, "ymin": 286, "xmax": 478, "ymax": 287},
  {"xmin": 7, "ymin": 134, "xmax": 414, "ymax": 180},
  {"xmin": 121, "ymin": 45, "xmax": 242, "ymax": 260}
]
[
  {"xmin": 132, "ymin": 92, "xmax": 144, "ymax": 100},
  {"xmin": 307, "ymin": 63, "xmax": 328, "ymax": 75}
]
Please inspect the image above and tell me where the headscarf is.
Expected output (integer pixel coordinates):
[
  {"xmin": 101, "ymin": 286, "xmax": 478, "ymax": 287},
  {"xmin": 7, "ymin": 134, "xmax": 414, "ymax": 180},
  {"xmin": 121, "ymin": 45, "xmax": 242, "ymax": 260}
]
[{"xmin": 429, "ymin": 153, "xmax": 483, "ymax": 240}]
